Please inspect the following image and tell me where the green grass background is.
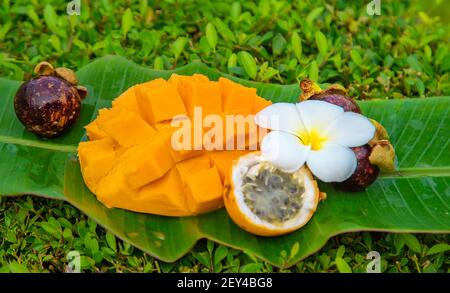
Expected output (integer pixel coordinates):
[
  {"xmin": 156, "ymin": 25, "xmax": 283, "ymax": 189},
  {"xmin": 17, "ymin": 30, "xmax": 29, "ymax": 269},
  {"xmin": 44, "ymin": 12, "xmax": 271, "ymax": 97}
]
[{"xmin": 0, "ymin": 0, "xmax": 449, "ymax": 272}]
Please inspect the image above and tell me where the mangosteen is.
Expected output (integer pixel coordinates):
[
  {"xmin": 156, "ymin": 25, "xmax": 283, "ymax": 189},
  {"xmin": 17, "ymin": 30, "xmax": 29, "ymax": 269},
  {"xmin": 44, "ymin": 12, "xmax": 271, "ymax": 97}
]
[
  {"xmin": 334, "ymin": 145, "xmax": 380, "ymax": 192},
  {"xmin": 299, "ymin": 79, "xmax": 361, "ymax": 113},
  {"xmin": 298, "ymin": 78, "xmax": 396, "ymax": 191},
  {"xmin": 14, "ymin": 62, "xmax": 87, "ymax": 138}
]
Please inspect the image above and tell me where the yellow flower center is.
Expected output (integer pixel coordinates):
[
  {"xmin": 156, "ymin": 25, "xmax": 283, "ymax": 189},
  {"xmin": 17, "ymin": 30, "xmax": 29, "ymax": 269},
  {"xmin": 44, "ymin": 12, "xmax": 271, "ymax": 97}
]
[{"xmin": 299, "ymin": 129, "xmax": 328, "ymax": 151}]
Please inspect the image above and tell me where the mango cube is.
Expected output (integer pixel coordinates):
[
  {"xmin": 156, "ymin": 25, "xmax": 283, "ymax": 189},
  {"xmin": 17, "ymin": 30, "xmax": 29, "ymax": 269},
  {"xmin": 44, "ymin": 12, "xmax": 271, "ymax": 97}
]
[
  {"xmin": 219, "ymin": 77, "xmax": 257, "ymax": 111},
  {"xmin": 96, "ymin": 107, "xmax": 157, "ymax": 147},
  {"xmin": 123, "ymin": 136, "xmax": 175, "ymax": 189},
  {"xmin": 185, "ymin": 166, "xmax": 224, "ymax": 213},
  {"xmin": 136, "ymin": 82, "xmax": 187, "ymax": 125}
]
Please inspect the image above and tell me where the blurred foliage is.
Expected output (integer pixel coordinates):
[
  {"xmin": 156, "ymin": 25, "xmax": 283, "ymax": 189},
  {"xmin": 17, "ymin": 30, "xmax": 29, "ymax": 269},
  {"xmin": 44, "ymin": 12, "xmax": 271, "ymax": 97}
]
[
  {"xmin": 0, "ymin": 0, "xmax": 449, "ymax": 99},
  {"xmin": 0, "ymin": 0, "xmax": 449, "ymax": 273}
]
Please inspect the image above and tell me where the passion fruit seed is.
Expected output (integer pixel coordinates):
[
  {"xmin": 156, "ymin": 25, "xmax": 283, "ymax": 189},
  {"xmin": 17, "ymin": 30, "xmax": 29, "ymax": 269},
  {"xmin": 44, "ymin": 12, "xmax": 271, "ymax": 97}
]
[
  {"xmin": 241, "ymin": 162, "xmax": 306, "ymax": 225},
  {"xmin": 334, "ymin": 145, "xmax": 380, "ymax": 192}
]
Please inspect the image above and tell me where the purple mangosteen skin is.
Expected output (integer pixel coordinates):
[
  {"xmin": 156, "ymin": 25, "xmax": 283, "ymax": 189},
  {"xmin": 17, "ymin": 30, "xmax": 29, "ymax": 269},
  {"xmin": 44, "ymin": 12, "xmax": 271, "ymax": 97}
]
[
  {"xmin": 309, "ymin": 91, "xmax": 361, "ymax": 113},
  {"xmin": 14, "ymin": 75, "xmax": 81, "ymax": 138},
  {"xmin": 334, "ymin": 145, "xmax": 379, "ymax": 192}
]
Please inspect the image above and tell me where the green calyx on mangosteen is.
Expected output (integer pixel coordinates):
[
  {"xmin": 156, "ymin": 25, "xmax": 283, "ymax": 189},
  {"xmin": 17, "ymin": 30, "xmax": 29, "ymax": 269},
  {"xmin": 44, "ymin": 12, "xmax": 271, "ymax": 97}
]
[
  {"xmin": 14, "ymin": 62, "xmax": 87, "ymax": 138},
  {"xmin": 299, "ymin": 79, "xmax": 396, "ymax": 191}
]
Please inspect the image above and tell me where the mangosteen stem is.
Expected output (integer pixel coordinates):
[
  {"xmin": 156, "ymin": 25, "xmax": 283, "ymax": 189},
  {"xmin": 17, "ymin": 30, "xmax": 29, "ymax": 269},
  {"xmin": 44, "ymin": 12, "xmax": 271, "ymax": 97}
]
[
  {"xmin": 299, "ymin": 79, "xmax": 323, "ymax": 101},
  {"xmin": 34, "ymin": 61, "xmax": 55, "ymax": 76},
  {"xmin": 55, "ymin": 67, "xmax": 78, "ymax": 85}
]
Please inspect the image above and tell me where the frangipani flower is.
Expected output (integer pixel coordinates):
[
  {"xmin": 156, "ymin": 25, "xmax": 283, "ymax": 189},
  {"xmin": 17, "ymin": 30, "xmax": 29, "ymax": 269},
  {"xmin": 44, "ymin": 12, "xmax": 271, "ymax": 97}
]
[{"xmin": 254, "ymin": 100, "xmax": 376, "ymax": 182}]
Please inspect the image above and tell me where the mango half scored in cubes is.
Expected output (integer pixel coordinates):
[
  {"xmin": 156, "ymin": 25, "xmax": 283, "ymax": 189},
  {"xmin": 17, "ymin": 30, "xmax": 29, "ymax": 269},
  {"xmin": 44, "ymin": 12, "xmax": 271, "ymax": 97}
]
[{"xmin": 78, "ymin": 74, "xmax": 272, "ymax": 216}]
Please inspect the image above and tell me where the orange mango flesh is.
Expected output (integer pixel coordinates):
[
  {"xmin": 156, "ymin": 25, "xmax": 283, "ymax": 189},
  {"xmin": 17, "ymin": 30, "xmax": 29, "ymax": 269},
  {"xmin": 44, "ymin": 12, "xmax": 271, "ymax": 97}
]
[
  {"xmin": 122, "ymin": 135, "xmax": 175, "ymax": 189},
  {"xmin": 96, "ymin": 107, "xmax": 157, "ymax": 147},
  {"xmin": 84, "ymin": 120, "xmax": 107, "ymax": 141},
  {"xmin": 158, "ymin": 118, "xmax": 206, "ymax": 162},
  {"xmin": 208, "ymin": 150, "xmax": 249, "ymax": 181},
  {"xmin": 78, "ymin": 73, "xmax": 272, "ymax": 216},
  {"xmin": 136, "ymin": 81, "xmax": 187, "ymax": 125},
  {"xmin": 219, "ymin": 77, "xmax": 256, "ymax": 112},
  {"xmin": 111, "ymin": 86, "xmax": 140, "ymax": 115},
  {"xmin": 178, "ymin": 80, "xmax": 222, "ymax": 116}
]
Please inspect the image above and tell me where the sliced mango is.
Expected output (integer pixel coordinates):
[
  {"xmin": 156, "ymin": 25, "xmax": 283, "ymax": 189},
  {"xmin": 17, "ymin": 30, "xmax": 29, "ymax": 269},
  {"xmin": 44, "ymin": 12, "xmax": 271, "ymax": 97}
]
[
  {"xmin": 185, "ymin": 166, "xmax": 224, "ymax": 214},
  {"xmin": 111, "ymin": 86, "xmax": 140, "ymax": 115},
  {"xmin": 96, "ymin": 160, "xmax": 185, "ymax": 215},
  {"xmin": 135, "ymin": 78, "xmax": 166, "ymax": 94},
  {"xmin": 78, "ymin": 74, "xmax": 271, "ymax": 217},
  {"xmin": 78, "ymin": 138, "xmax": 117, "ymax": 188},
  {"xmin": 84, "ymin": 120, "xmax": 107, "ymax": 141},
  {"xmin": 253, "ymin": 95, "xmax": 272, "ymax": 113},
  {"xmin": 136, "ymin": 82, "xmax": 187, "ymax": 125},
  {"xmin": 203, "ymin": 109, "xmax": 261, "ymax": 150},
  {"xmin": 95, "ymin": 163, "xmax": 136, "ymax": 209},
  {"xmin": 219, "ymin": 77, "xmax": 256, "ymax": 111},
  {"xmin": 208, "ymin": 150, "xmax": 249, "ymax": 180},
  {"xmin": 175, "ymin": 154, "xmax": 211, "ymax": 185},
  {"xmin": 168, "ymin": 73, "xmax": 209, "ymax": 89},
  {"xmin": 178, "ymin": 80, "xmax": 222, "ymax": 116},
  {"xmin": 159, "ymin": 117, "xmax": 205, "ymax": 162},
  {"xmin": 96, "ymin": 107, "xmax": 157, "ymax": 147},
  {"xmin": 123, "ymin": 136, "xmax": 175, "ymax": 189},
  {"xmin": 136, "ymin": 168, "xmax": 187, "ymax": 216},
  {"xmin": 192, "ymin": 74, "xmax": 210, "ymax": 82}
]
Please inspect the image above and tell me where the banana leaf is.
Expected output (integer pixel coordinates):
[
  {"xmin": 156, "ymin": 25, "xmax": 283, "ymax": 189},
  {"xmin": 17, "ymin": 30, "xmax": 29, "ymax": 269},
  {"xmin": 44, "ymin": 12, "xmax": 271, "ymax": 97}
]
[{"xmin": 0, "ymin": 56, "xmax": 449, "ymax": 268}]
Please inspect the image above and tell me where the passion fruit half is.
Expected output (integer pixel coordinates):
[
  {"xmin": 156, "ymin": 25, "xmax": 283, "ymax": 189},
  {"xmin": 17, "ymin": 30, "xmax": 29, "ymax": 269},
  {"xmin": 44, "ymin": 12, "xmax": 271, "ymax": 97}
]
[{"xmin": 224, "ymin": 152, "xmax": 322, "ymax": 236}]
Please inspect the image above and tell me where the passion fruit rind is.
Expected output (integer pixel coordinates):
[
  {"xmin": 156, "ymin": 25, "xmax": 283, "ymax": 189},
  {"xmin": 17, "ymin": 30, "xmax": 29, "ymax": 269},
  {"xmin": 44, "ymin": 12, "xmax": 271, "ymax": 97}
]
[{"xmin": 224, "ymin": 152, "xmax": 321, "ymax": 237}]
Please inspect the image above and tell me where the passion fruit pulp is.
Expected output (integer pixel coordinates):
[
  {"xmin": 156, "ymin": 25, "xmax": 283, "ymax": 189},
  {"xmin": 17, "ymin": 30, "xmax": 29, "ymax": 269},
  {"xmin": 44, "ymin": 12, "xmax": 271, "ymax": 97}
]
[{"xmin": 224, "ymin": 152, "xmax": 322, "ymax": 236}]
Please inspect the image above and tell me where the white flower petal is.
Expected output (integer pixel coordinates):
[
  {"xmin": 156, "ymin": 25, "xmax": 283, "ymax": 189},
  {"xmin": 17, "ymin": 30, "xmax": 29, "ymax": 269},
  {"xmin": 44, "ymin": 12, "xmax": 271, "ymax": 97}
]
[
  {"xmin": 296, "ymin": 100, "xmax": 344, "ymax": 134},
  {"xmin": 255, "ymin": 103, "xmax": 307, "ymax": 135},
  {"xmin": 260, "ymin": 131, "xmax": 310, "ymax": 173},
  {"xmin": 326, "ymin": 112, "xmax": 376, "ymax": 147},
  {"xmin": 306, "ymin": 144, "xmax": 357, "ymax": 182}
]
